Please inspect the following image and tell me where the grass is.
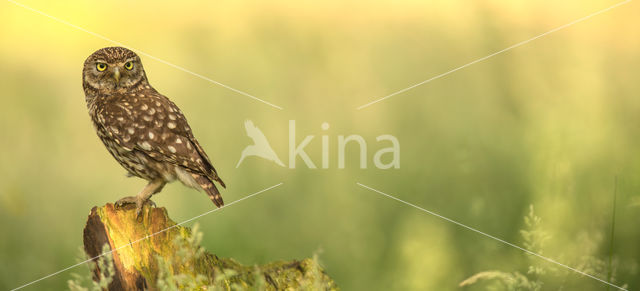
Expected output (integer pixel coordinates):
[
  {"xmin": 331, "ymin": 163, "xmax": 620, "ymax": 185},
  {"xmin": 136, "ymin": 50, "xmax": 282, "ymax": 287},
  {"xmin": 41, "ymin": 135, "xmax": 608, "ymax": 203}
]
[
  {"xmin": 459, "ymin": 203, "xmax": 628, "ymax": 290},
  {"xmin": 66, "ymin": 224, "xmax": 331, "ymax": 291},
  {"xmin": 606, "ymin": 177, "xmax": 618, "ymax": 291},
  {"xmin": 67, "ymin": 244, "xmax": 114, "ymax": 291}
]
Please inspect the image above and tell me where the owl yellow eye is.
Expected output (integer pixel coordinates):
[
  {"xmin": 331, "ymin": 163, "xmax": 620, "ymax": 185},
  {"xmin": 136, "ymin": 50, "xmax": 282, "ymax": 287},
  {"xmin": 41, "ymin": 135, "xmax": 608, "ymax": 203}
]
[
  {"xmin": 96, "ymin": 63, "xmax": 107, "ymax": 71},
  {"xmin": 124, "ymin": 61, "xmax": 133, "ymax": 70}
]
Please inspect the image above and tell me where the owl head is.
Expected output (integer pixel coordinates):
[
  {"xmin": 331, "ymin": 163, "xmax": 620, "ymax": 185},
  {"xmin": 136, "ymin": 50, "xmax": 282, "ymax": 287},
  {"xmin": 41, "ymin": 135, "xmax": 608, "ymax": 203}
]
[{"xmin": 83, "ymin": 47, "xmax": 148, "ymax": 95}]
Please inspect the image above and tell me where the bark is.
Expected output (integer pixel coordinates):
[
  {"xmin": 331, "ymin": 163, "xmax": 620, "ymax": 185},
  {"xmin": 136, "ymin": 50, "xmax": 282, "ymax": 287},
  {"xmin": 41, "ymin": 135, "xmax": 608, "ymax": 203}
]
[{"xmin": 83, "ymin": 203, "xmax": 338, "ymax": 290}]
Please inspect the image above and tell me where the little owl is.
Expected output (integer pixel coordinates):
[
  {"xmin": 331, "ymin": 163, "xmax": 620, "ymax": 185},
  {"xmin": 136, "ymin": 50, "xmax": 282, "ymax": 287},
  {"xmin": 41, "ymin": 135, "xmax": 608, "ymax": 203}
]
[{"xmin": 82, "ymin": 47, "xmax": 225, "ymax": 216}]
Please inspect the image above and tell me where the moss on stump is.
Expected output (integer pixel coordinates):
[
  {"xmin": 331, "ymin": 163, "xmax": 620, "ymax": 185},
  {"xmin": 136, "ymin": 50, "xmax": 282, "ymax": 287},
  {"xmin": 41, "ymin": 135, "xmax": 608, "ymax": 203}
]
[{"xmin": 83, "ymin": 203, "xmax": 338, "ymax": 290}]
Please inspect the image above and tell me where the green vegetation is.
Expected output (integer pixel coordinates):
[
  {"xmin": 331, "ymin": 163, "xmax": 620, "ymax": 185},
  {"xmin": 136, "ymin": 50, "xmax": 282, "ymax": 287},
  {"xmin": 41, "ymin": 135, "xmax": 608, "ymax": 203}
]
[
  {"xmin": 1, "ymin": 1, "xmax": 639, "ymax": 290},
  {"xmin": 68, "ymin": 245, "xmax": 115, "ymax": 291},
  {"xmin": 69, "ymin": 223, "xmax": 335, "ymax": 290},
  {"xmin": 77, "ymin": 203, "xmax": 337, "ymax": 290},
  {"xmin": 460, "ymin": 205, "xmax": 629, "ymax": 290}
]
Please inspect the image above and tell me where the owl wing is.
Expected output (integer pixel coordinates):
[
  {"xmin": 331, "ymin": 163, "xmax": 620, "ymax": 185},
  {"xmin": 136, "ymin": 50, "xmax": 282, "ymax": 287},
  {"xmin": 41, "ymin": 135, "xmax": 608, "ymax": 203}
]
[
  {"xmin": 166, "ymin": 100, "xmax": 225, "ymax": 188},
  {"xmin": 96, "ymin": 92, "xmax": 224, "ymax": 187},
  {"xmin": 187, "ymin": 134, "xmax": 226, "ymax": 187}
]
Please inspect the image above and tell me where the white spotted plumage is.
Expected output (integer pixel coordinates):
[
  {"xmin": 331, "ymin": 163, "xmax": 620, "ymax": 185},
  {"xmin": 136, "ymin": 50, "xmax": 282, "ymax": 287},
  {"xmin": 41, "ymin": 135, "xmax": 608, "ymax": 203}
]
[{"xmin": 83, "ymin": 46, "xmax": 226, "ymax": 209}]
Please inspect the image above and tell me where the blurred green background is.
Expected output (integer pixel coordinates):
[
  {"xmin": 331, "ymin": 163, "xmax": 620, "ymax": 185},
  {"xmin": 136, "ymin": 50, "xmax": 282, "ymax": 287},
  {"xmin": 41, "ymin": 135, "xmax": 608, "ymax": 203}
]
[{"xmin": 1, "ymin": 0, "xmax": 639, "ymax": 290}]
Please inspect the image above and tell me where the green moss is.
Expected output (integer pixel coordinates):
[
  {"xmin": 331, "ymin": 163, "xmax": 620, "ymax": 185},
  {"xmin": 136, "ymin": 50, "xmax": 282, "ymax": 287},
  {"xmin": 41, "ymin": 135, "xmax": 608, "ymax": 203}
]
[{"xmin": 82, "ymin": 204, "xmax": 338, "ymax": 290}]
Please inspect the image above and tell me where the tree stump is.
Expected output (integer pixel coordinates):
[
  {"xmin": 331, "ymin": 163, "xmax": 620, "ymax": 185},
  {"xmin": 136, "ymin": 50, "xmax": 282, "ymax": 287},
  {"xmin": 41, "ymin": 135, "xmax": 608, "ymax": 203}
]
[{"xmin": 82, "ymin": 203, "xmax": 338, "ymax": 290}]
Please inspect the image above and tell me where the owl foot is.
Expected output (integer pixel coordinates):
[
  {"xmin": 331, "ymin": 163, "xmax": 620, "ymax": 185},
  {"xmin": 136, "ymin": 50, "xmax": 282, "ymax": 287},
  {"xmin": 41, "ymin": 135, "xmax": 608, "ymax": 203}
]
[
  {"xmin": 115, "ymin": 196, "xmax": 137, "ymax": 206},
  {"xmin": 115, "ymin": 196, "xmax": 156, "ymax": 218}
]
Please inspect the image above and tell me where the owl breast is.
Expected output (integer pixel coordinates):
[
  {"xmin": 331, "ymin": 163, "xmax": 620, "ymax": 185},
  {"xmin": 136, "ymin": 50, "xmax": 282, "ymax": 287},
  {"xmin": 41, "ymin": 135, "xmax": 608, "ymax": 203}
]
[
  {"xmin": 88, "ymin": 90, "xmax": 182, "ymax": 183},
  {"xmin": 94, "ymin": 119, "xmax": 171, "ymax": 181}
]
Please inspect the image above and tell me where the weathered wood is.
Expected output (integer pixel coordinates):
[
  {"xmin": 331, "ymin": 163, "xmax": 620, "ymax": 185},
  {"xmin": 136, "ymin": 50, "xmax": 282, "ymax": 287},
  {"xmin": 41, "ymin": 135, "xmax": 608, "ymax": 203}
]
[{"xmin": 83, "ymin": 203, "xmax": 338, "ymax": 290}]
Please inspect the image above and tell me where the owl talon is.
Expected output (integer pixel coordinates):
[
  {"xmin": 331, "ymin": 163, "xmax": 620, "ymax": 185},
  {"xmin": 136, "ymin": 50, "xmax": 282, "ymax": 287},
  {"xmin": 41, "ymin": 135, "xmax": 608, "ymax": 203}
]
[
  {"xmin": 115, "ymin": 196, "xmax": 137, "ymax": 207},
  {"xmin": 115, "ymin": 196, "xmax": 154, "ymax": 218},
  {"xmin": 135, "ymin": 199, "xmax": 156, "ymax": 218},
  {"xmin": 135, "ymin": 203, "xmax": 144, "ymax": 218}
]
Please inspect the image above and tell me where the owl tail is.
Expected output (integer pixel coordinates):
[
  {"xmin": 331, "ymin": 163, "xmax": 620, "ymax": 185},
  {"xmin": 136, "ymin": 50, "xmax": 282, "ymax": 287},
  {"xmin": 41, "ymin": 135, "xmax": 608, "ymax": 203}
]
[{"xmin": 191, "ymin": 173, "xmax": 224, "ymax": 207}]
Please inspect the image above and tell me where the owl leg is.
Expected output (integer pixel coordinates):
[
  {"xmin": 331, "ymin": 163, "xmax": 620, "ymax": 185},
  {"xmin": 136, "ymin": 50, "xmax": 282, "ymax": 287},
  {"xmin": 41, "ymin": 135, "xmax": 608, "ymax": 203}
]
[{"xmin": 115, "ymin": 179, "xmax": 166, "ymax": 217}]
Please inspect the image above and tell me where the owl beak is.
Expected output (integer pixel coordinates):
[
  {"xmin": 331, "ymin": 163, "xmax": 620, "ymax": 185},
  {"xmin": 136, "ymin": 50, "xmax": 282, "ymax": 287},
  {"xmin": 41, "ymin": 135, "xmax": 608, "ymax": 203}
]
[{"xmin": 113, "ymin": 68, "xmax": 121, "ymax": 84}]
